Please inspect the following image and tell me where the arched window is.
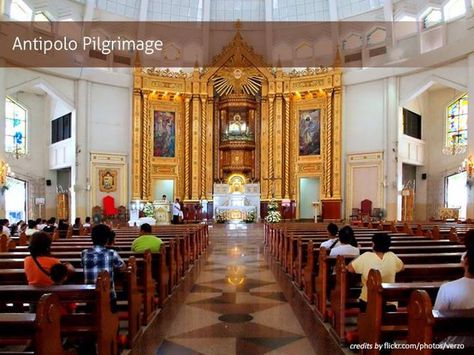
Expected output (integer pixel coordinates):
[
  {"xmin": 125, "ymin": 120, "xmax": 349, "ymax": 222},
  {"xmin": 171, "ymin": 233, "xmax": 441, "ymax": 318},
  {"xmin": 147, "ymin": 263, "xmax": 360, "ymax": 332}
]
[
  {"xmin": 5, "ymin": 97, "xmax": 27, "ymax": 155},
  {"xmin": 446, "ymin": 94, "xmax": 468, "ymax": 147}
]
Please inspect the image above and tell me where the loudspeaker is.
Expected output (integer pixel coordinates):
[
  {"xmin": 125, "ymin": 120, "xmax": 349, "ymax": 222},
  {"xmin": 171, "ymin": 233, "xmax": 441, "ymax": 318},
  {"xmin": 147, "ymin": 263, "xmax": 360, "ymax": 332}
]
[
  {"xmin": 421, "ymin": 173, "xmax": 427, "ymax": 180},
  {"xmin": 46, "ymin": 179, "xmax": 52, "ymax": 186}
]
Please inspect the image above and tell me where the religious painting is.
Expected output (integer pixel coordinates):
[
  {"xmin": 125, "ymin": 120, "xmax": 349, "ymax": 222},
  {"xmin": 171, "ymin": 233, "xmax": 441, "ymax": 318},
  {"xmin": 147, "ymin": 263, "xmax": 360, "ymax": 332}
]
[
  {"xmin": 299, "ymin": 109, "xmax": 321, "ymax": 156},
  {"xmin": 153, "ymin": 111, "xmax": 175, "ymax": 157},
  {"xmin": 99, "ymin": 169, "xmax": 117, "ymax": 192}
]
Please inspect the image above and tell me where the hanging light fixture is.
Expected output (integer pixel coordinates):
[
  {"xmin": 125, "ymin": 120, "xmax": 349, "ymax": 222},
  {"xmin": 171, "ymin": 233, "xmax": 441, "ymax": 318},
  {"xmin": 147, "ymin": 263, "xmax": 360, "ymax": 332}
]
[{"xmin": 442, "ymin": 133, "xmax": 467, "ymax": 155}]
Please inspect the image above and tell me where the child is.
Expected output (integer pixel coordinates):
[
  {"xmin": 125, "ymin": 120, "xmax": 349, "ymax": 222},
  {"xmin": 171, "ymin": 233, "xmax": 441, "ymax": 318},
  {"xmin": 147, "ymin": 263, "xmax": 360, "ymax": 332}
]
[{"xmin": 50, "ymin": 263, "xmax": 77, "ymax": 314}]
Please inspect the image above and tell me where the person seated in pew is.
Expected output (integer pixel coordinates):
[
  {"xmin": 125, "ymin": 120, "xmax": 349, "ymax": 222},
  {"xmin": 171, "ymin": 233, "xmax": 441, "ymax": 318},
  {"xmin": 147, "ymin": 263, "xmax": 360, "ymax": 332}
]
[
  {"xmin": 50, "ymin": 263, "xmax": 77, "ymax": 314},
  {"xmin": 460, "ymin": 230, "xmax": 474, "ymax": 263},
  {"xmin": 57, "ymin": 219, "xmax": 69, "ymax": 238},
  {"xmin": 320, "ymin": 223, "xmax": 340, "ymax": 249},
  {"xmin": 25, "ymin": 219, "xmax": 38, "ymax": 238},
  {"xmin": 36, "ymin": 219, "xmax": 47, "ymax": 230},
  {"xmin": 42, "ymin": 218, "xmax": 56, "ymax": 233},
  {"xmin": 81, "ymin": 224, "xmax": 126, "ymax": 312},
  {"xmin": 1, "ymin": 218, "xmax": 11, "ymax": 238},
  {"xmin": 131, "ymin": 223, "xmax": 163, "ymax": 253},
  {"xmin": 434, "ymin": 248, "xmax": 474, "ymax": 311},
  {"xmin": 330, "ymin": 226, "xmax": 360, "ymax": 257},
  {"xmin": 72, "ymin": 217, "xmax": 82, "ymax": 236},
  {"xmin": 24, "ymin": 231, "xmax": 75, "ymax": 286},
  {"xmin": 83, "ymin": 216, "xmax": 91, "ymax": 229},
  {"xmin": 347, "ymin": 233, "xmax": 404, "ymax": 312}
]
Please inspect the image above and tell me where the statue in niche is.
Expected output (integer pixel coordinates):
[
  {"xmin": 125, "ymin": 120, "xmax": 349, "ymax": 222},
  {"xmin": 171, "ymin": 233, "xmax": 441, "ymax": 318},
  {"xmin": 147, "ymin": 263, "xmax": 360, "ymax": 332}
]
[{"xmin": 229, "ymin": 114, "xmax": 245, "ymax": 135}]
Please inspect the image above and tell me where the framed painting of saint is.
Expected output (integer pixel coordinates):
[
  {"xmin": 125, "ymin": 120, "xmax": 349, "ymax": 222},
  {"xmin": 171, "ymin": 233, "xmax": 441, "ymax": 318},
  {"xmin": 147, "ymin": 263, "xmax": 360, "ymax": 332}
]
[
  {"xmin": 299, "ymin": 109, "xmax": 321, "ymax": 156},
  {"xmin": 99, "ymin": 169, "xmax": 117, "ymax": 192},
  {"xmin": 153, "ymin": 111, "xmax": 175, "ymax": 157}
]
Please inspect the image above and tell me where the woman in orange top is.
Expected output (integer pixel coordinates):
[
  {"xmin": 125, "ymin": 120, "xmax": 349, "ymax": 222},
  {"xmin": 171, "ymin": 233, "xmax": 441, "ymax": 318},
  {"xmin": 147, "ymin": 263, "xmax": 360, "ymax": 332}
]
[{"xmin": 24, "ymin": 231, "xmax": 69, "ymax": 286}]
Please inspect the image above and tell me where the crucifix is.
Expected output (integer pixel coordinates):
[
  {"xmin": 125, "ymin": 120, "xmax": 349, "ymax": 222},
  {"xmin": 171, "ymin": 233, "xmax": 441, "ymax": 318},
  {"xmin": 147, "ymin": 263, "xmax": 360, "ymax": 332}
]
[{"xmin": 262, "ymin": 176, "xmax": 282, "ymax": 199}]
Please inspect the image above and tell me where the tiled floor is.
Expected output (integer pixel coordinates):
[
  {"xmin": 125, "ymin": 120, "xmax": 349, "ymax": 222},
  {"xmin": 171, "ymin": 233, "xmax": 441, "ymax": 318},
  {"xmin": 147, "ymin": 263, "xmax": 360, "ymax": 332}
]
[{"xmin": 153, "ymin": 223, "xmax": 343, "ymax": 355}]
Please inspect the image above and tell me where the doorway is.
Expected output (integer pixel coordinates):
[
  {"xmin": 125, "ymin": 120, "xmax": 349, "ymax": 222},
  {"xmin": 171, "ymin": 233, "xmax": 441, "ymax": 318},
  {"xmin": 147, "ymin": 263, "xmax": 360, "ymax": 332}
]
[
  {"xmin": 299, "ymin": 177, "xmax": 320, "ymax": 219},
  {"xmin": 5, "ymin": 177, "xmax": 27, "ymax": 223},
  {"xmin": 446, "ymin": 171, "xmax": 467, "ymax": 219}
]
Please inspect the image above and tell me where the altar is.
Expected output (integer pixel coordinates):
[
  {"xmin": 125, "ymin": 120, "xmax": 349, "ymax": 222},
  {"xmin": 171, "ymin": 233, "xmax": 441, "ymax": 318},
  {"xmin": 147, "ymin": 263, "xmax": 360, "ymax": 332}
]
[{"xmin": 213, "ymin": 181, "xmax": 260, "ymax": 222}]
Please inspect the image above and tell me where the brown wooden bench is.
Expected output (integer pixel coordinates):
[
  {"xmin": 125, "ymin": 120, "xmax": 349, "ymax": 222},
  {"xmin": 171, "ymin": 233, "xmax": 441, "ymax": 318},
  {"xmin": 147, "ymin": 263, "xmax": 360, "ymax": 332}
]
[
  {"xmin": 0, "ymin": 271, "xmax": 118, "ymax": 355},
  {"xmin": 0, "ymin": 293, "xmax": 69, "ymax": 355}
]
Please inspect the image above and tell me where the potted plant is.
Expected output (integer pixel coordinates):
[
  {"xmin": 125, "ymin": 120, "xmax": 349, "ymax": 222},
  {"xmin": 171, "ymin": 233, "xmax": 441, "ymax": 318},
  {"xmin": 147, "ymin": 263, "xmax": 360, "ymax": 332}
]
[{"xmin": 265, "ymin": 199, "xmax": 281, "ymax": 223}]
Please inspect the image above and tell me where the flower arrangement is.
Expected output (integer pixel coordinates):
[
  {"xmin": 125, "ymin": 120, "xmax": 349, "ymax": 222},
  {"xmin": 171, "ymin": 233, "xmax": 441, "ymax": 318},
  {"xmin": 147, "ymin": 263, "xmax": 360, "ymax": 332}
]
[
  {"xmin": 244, "ymin": 210, "xmax": 257, "ymax": 223},
  {"xmin": 265, "ymin": 199, "xmax": 281, "ymax": 223},
  {"xmin": 216, "ymin": 210, "xmax": 227, "ymax": 223},
  {"xmin": 143, "ymin": 202, "xmax": 155, "ymax": 218}
]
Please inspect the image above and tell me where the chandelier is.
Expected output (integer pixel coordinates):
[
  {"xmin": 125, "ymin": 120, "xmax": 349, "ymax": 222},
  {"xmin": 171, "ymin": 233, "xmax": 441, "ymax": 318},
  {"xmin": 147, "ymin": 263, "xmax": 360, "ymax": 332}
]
[{"xmin": 442, "ymin": 133, "xmax": 466, "ymax": 155}]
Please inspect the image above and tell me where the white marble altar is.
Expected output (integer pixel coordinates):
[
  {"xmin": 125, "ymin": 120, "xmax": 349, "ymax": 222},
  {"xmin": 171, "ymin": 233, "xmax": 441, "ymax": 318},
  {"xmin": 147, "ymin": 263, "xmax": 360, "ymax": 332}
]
[{"xmin": 213, "ymin": 183, "xmax": 260, "ymax": 221}]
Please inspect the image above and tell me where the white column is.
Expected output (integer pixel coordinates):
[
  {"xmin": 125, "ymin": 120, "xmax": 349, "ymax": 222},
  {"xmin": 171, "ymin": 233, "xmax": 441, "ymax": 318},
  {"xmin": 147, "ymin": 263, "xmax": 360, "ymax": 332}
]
[
  {"xmin": 0, "ymin": 65, "xmax": 5, "ymax": 216},
  {"xmin": 73, "ymin": 79, "xmax": 89, "ymax": 220},
  {"xmin": 466, "ymin": 53, "xmax": 474, "ymax": 218},
  {"xmin": 384, "ymin": 76, "xmax": 400, "ymax": 221}
]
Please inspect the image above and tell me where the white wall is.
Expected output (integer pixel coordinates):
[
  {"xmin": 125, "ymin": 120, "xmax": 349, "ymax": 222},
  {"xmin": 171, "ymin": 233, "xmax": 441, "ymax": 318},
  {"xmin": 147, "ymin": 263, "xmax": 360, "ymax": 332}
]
[
  {"xmin": 343, "ymin": 79, "xmax": 386, "ymax": 154},
  {"xmin": 89, "ymin": 83, "xmax": 131, "ymax": 154}
]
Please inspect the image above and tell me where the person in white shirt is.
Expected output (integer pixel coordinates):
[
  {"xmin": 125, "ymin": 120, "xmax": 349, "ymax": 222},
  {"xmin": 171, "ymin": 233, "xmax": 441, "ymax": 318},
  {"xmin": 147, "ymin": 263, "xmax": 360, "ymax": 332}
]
[
  {"xmin": 172, "ymin": 198, "xmax": 182, "ymax": 224},
  {"xmin": 1, "ymin": 219, "xmax": 11, "ymax": 237},
  {"xmin": 330, "ymin": 226, "xmax": 360, "ymax": 257},
  {"xmin": 347, "ymin": 233, "xmax": 404, "ymax": 312},
  {"xmin": 83, "ymin": 217, "xmax": 91, "ymax": 229},
  {"xmin": 25, "ymin": 220, "xmax": 38, "ymax": 238},
  {"xmin": 320, "ymin": 223, "xmax": 339, "ymax": 250},
  {"xmin": 434, "ymin": 248, "xmax": 474, "ymax": 311}
]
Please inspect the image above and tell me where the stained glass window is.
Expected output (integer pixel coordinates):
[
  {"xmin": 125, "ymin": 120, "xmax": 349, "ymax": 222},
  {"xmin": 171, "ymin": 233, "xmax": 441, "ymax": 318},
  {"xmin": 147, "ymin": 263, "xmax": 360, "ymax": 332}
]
[
  {"xmin": 5, "ymin": 97, "xmax": 27, "ymax": 155},
  {"xmin": 447, "ymin": 94, "xmax": 468, "ymax": 146}
]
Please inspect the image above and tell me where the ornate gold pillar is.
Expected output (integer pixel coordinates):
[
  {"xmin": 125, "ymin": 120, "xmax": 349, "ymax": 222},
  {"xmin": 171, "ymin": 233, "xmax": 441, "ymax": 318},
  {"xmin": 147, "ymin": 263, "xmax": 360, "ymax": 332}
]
[
  {"xmin": 324, "ymin": 89, "xmax": 334, "ymax": 198},
  {"xmin": 268, "ymin": 95, "xmax": 275, "ymax": 198},
  {"xmin": 332, "ymin": 86, "xmax": 342, "ymax": 198},
  {"xmin": 283, "ymin": 94, "xmax": 290, "ymax": 199},
  {"xmin": 191, "ymin": 95, "xmax": 201, "ymax": 200},
  {"xmin": 141, "ymin": 90, "xmax": 151, "ymax": 201},
  {"xmin": 274, "ymin": 94, "xmax": 283, "ymax": 199},
  {"xmin": 260, "ymin": 97, "xmax": 269, "ymax": 198},
  {"xmin": 132, "ymin": 88, "xmax": 142, "ymax": 200},
  {"xmin": 200, "ymin": 96, "xmax": 207, "ymax": 199},
  {"xmin": 184, "ymin": 96, "xmax": 191, "ymax": 200},
  {"xmin": 206, "ymin": 97, "xmax": 214, "ymax": 199}
]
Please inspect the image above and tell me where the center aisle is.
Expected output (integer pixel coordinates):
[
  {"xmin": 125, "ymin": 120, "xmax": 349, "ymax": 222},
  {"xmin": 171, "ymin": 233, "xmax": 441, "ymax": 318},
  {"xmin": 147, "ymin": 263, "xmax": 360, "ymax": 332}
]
[{"xmin": 155, "ymin": 223, "xmax": 319, "ymax": 354}]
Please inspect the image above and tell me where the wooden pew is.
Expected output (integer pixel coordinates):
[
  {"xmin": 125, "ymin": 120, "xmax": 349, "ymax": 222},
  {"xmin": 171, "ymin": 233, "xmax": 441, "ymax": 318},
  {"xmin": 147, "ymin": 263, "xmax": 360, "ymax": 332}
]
[
  {"xmin": 398, "ymin": 289, "xmax": 474, "ymax": 355},
  {"xmin": 330, "ymin": 257, "xmax": 464, "ymax": 344},
  {"xmin": 0, "ymin": 293, "xmax": 69, "ymax": 355},
  {"xmin": 0, "ymin": 271, "xmax": 118, "ymax": 355},
  {"xmin": 358, "ymin": 269, "xmax": 446, "ymax": 354}
]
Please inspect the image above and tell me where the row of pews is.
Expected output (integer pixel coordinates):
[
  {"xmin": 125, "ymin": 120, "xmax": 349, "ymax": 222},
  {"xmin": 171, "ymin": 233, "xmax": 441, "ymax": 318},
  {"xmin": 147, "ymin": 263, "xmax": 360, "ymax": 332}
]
[
  {"xmin": 0, "ymin": 223, "xmax": 209, "ymax": 355},
  {"xmin": 264, "ymin": 221, "xmax": 474, "ymax": 354}
]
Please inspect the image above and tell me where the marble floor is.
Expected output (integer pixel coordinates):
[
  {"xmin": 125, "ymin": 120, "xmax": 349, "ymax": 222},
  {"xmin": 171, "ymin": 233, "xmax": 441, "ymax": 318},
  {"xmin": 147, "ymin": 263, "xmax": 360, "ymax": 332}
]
[{"xmin": 153, "ymin": 223, "xmax": 343, "ymax": 355}]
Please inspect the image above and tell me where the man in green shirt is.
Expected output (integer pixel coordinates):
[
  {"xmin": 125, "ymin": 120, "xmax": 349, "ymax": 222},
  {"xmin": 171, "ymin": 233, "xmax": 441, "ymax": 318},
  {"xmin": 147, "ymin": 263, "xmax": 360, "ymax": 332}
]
[{"xmin": 131, "ymin": 223, "xmax": 163, "ymax": 253}]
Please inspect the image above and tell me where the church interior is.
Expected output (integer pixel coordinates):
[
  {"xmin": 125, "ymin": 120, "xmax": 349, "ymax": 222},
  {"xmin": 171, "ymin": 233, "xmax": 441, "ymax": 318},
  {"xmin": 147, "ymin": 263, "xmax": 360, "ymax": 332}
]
[{"xmin": 1, "ymin": 0, "xmax": 474, "ymax": 354}]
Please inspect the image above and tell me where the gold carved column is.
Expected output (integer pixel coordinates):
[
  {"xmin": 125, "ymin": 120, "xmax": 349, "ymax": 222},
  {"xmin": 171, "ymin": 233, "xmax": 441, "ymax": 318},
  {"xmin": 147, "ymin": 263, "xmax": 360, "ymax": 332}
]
[
  {"xmin": 274, "ymin": 94, "xmax": 283, "ymax": 199},
  {"xmin": 191, "ymin": 95, "xmax": 201, "ymax": 200},
  {"xmin": 200, "ymin": 96, "xmax": 207, "ymax": 199},
  {"xmin": 206, "ymin": 96, "xmax": 214, "ymax": 199},
  {"xmin": 283, "ymin": 94, "xmax": 290, "ymax": 199},
  {"xmin": 260, "ymin": 96, "xmax": 269, "ymax": 198},
  {"xmin": 141, "ymin": 90, "xmax": 151, "ymax": 201},
  {"xmin": 332, "ymin": 86, "xmax": 342, "ymax": 198},
  {"xmin": 184, "ymin": 96, "xmax": 191, "ymax": 200},
  {"xmin": 268, "ymin": 95, "xmax": 275, "ymax": 198},
  {"xmin": 132, "ymin": 88, "xmax": 142, "ymax": 200}
]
